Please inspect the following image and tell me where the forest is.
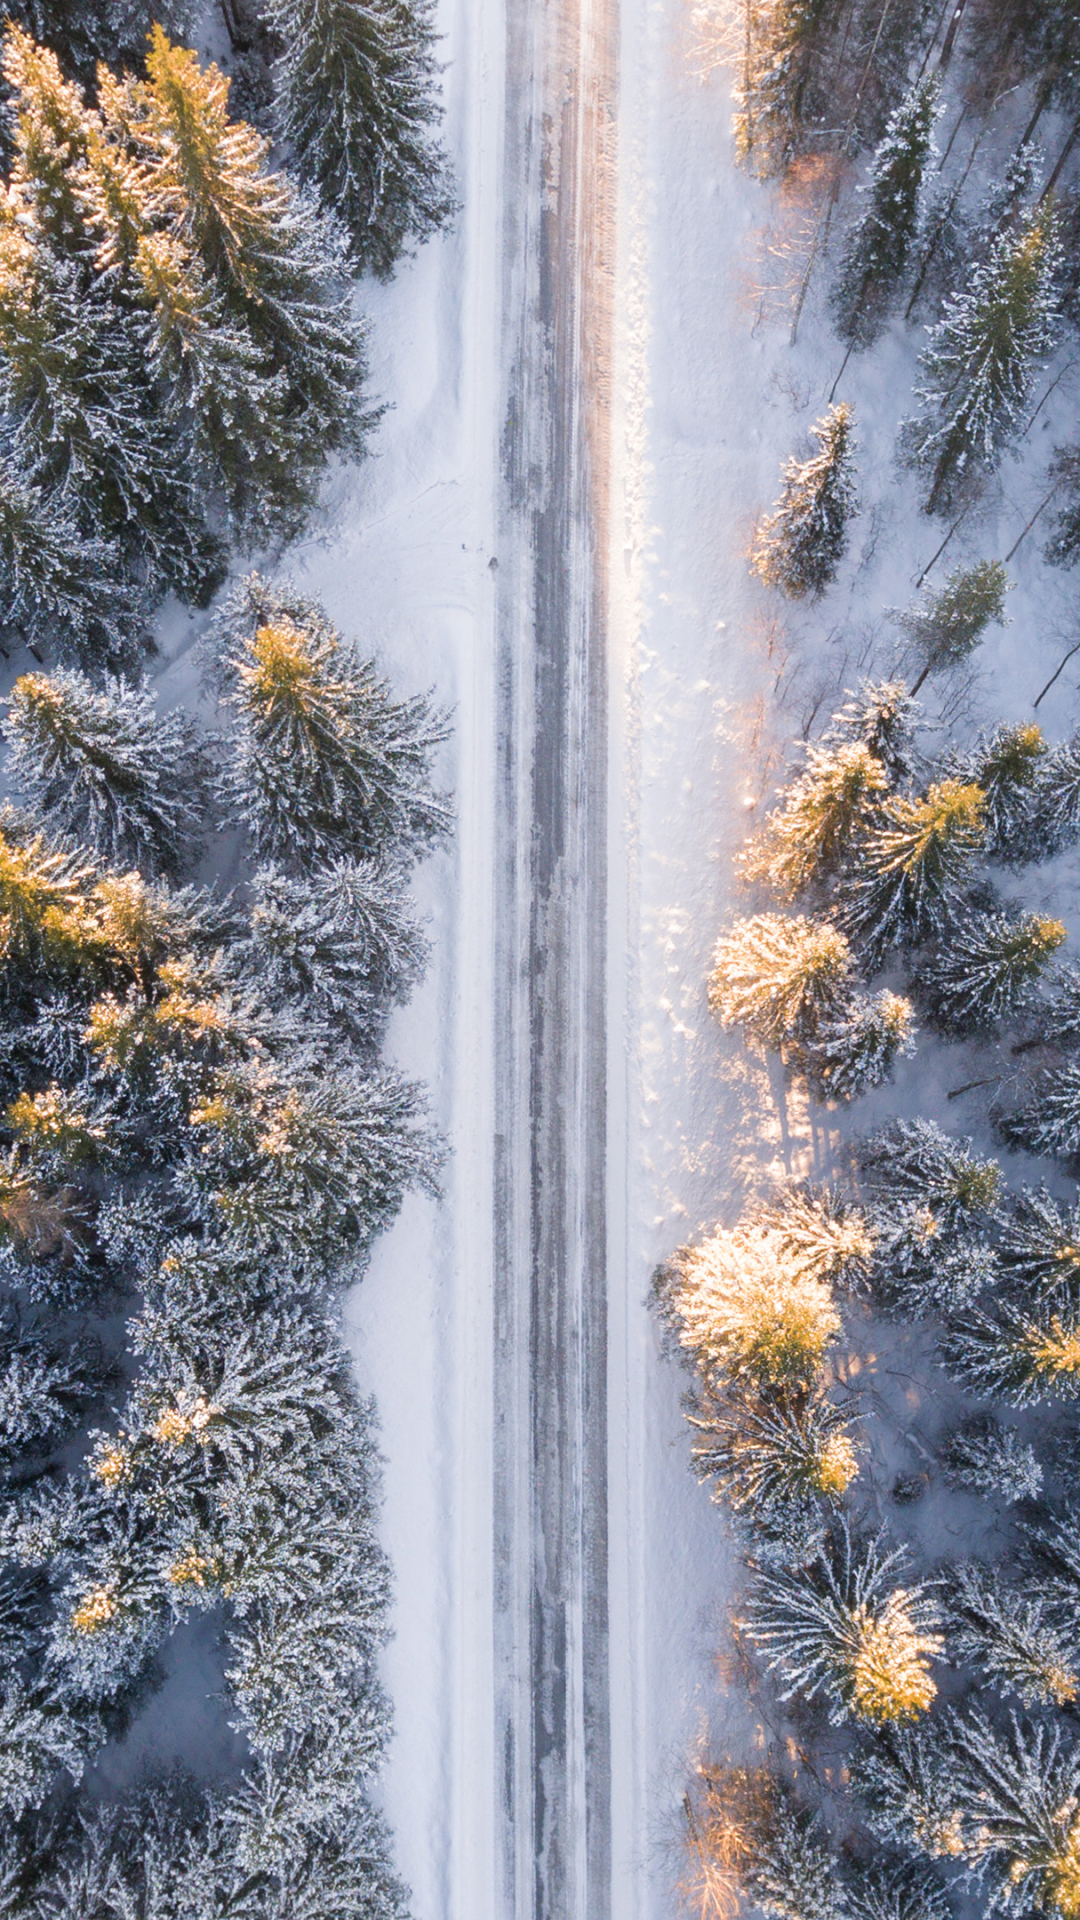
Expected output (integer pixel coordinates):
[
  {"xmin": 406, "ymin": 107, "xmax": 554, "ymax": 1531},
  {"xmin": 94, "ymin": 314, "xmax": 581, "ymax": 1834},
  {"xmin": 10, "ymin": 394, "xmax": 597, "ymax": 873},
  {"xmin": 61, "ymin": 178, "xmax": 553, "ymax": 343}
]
[
  {"xmin": 0, "ymin": 1, "xmax": 453, "ymax": 1914},
  {"xmin": 667, "ymin": 3, "xmax": 1080, "ymax": 1919}
]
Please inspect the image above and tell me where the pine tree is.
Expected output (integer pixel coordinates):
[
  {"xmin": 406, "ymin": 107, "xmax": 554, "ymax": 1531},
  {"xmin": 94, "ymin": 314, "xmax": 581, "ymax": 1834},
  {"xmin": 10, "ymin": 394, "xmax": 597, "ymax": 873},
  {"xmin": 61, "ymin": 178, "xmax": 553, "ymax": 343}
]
[
  {"xmin": 0, "ymin": 1686, "xmax": 92, "ymax": 1818},
  {"xmin": 264, "ymin": 0, "xmax": 455, "ymax": 278},
  {"xmin": 246, "ymin": 858, "xmax": 426, "ymax": 1042},
  {"xmin": 687, "ymin": 1387, "xmax": 859, "ymax": 1560},
  {"xmin": 835, "ymin": 780, "xmax": 986, "ymax": 966},
  {"xmin": 741, "ymin": 741, "xmax": 889, "ymax": 897},
  {"xmin": 0, "ymin": 1310, "xmax": 102, "ymax": 1457},
  {"xmin": 870, "ymin": 1214, "xmax": 999, "ymax": 1319},
  {"xmin": 751, "ymin": 404, "xmax": 858, "ymax": 597},
  {"xmin": 999, "ymin": 1188, "xmax": 1080, "ymax": 1306},
  {"xmin": 940, "ymin": 1416, "xmax": 1043, "ymax": 1505},
  {"xmin": 3, "ymin": 0, "xmax": 196, "ymax": 90},
  {"xmin": 894, "ymin": 560, "xmax": 1010, "ymax": 694},
  {"xmin": 733, "ymin": 0, "xmax": 826, "ymax": 179},
  {"xmin": 915, "ymin": 908, "xmax": 1065, "ymax": 1036},
  {"xmin": 903, "ymin": 210, "xmax": 1063, "ymax": 515},
  {"xmin": 658, "ymin": 1221, "xmax": 842, "ymax": 1392},
  {"xmin": 943, "ymin": 1298, "xmax": 1080, "ymax": 1405},
  {"xmin": 804, "ymin": 988, "xmax": 916, "ymax": 1101},
  {"xmin": 1006, "ymin": 1065, "xmax": 1080, "ymax": 1162},
  {"xmin": 741, "ymin": 1523, "xmax": 942, "ymax": 1726},
  {"xmin": 1022, "ymin": 733, "xmax": 1080, "ymax": 858},
  {"xmin": 214, "ymin": 576, "xmax": 451, "ymax": 868},
  {"xmin": 857, "ymin": 1120, "xmax": 1003, "ymax": 1231},
  {"xmin": 4, "ymin": 671, "xmax": 208, "ymax": 878},
  {"xmin": 850, "ymin": 1720, "xmax": 965, "ymax": 1859},
  {"xmin": 708, "ymin": 913, "xmax": 853, "ymax": 1051},
  {"xmin": 0, "ymin": 456, "xmax": 143, "ymax": 674},
  {"xmin": 947, "ymin": 1562, "xmax": 1078, "ymax": 1708},
  {"xmin": 834, "ymin": 76, "xmax": 941, "ymax": 347},
  {"xmin": 949, "ymin": 722, "xmax": 1049, "ymax": 861},
  {"xmin": 0, "ymin": 811, "xmax": 98, "ymax": 975},
  {"xmin": 822, "ymin": 679, "xmax": 920, "ymax": 783},
  {"xmin": 1021, "ymin": 1505, "xmax": 1080, "ymax": 1627},
  {"xmin": 843, "ymin": 1860, "xmax": 952, "ymax": 1920},
  {"xmin": 949, "ymin": 1710, "xmax": 1080, "ymax": 1918},
  {"xmin": 747, "ymin": 1187, "xmax": 877, "ymax": 1285},
  {"xmin": 741, "ymin": 1781, "xmax": 847, "ymax": 1920}
]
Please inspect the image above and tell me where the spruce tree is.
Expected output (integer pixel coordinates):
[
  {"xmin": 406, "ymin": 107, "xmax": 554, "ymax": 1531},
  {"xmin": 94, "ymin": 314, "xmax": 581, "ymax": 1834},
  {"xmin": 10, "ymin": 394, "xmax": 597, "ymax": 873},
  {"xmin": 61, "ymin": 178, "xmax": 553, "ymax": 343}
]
[
  {"xmin": 915, "ymin": 908, "xmax": 1065, "ymax": 1036},
  {"xmin": 741, "ymin": 1523, "xmax": 942, "ymax": 1727},
  {"xmin": 894, "ymin": 559, "xmax": 1010, "ymax": 694},
  {"xmin": 835, "ymin": 780, "xmax": 986, "ymax": 966},
  {"xmin": 940, "ymin": 1416, "xmax": 1043, "ymax": 1504},
  {"xmin": 658, "ymin": 1221, "xmax": 842, "ymax": 1392},
  {"xmin": 903, "ymin": 210, "xmax": 1062, "ymax": 514},
  {"xmin": 4, "ymin": 671, "xmax": 208, "ymax": 878},
  {"xmin": 851, "ymin": 1720, "xmax": 965, "ymax": 1859},
  {"xmin": 947, "ymin": 1562, "xmax": 1078, "ymax": 1708},
  {"xmin": 3, "ymin": 0, "xmax": 196, "ymax": 91},
  {"xmin": 1007, "ymin": 1065, "xmax": 1080, "ymax": 1162},
  {"xmin": 0, "ymin": 457, "xmax": 142, "ymax": 674},
  {"xmin": 751, "ymin": 404, "xmax": 858, "ymax": 598},
  {"xmin": 264, "ymin": 0, "xmax": 455, "ymax": 277},
  {"xmin": 687, "ymin": 1387, "xmax": 859, "ymax": 1561},
  {"xmin": 999, "ymin": 1188, "xmax": 1080, "ymax": 1306},
  {"xmin": 733, "ymin": 0, "xmax": 825, "ymax": 179},
  {"xmin": 804, "ymin": 988, "xmax": 916, "ymax": 1101},
  {"xmin": 246, "ymin": 858, "xmax": 425, "ymax": 1041},
  {"xmin": 823, "ymin": 679, "xmax": 919, "ymax": 782},
  {"xmin": 742, "ymin": 1784, "xmax": 847, "ymax": 1920},
  {"xmin": 843, "ymin": 1860, "xmax": 951, "ymax": 1920},
  {"xmin": 870, "ymin": 1214, "xmax": 998, "ymax": 1320},
  {"xmin": 707, "ymin": 913, "xmax": 853, "ymax": 1051},
  {"xmin": 834, "ymin": 76, "xmax": 941, "ymax": 348},
  {"xmin": 943, "ymin": 1297, "xmax": 1080, "ymax": 1405},
  {"xmin": 0, "ymin": 1687, "xmax": 91, "ymax": 1818},
  {"xmin": 950, "ymin": 721, "xmax": 1049, "ymax": 860},
  {"xmin": 949, "ymin": 1711, "xmax": 1080, "ymax": 1919},
  {"xmin": 741, "ymin": 741, "xmax": 889, "ymax": 897},
  {"xmin": 214, "ymin": 576, "xmax": 451, "ymax": 868},
  {"xmin": 1023, "ymin": 733, "xmax": 1080, "ymax": 859},
  {"xmin": 857, "ymin": 1120, "xmax": 1002, "ymax": 1229}
]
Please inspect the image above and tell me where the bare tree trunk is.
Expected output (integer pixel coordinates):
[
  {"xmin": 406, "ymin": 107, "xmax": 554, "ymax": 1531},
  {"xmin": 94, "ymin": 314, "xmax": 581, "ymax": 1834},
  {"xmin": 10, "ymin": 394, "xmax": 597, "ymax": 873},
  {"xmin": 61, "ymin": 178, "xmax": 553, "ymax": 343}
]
[
  {"xmin": 938, "ymin": 0, "xmax": 971, "ymax": 69},
  {"xmin": 220, "ymin": 0, "xmax": 259, "ymax": 51}
]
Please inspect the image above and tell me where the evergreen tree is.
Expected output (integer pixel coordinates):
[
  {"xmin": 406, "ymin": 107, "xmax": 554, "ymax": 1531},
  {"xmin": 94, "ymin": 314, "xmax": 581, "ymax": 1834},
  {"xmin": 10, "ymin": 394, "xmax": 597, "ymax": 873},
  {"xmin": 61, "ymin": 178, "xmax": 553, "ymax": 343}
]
[
  {"xmin": 741, "ymin": 741, "xmax": 889, "ymax": 897},
  {"xmin": 0, "ymin": 1686, "xmax": 92, "ymax": 1818},
  {"xmin": 1006, "ymin": 1064, "xmax": 1080, "ymax": 1162},
  {"xmin": 214, "ymin": 576, "xmax": 451, "ymax": 867},
  {"xmin": 0, "ymin": 455, "xmax": 143, "ymax": 674},
  {"xmin": 707, "ymin": 913, "xmax": 853, "ymax": 1051},
  {"xmin": 843, "ymin": 1860, "xmax": 952, "ymax": 1920},
  {"xmin": 949, "ymin": 722, "xmax": 1049, "ymax": 861},
  {"xmin": 915, "ymin": 908, "xmax": 1065, "ymax": 1036},
  {"xmin": 851, "ymin": 1720, "xmax": 965, "ymax": 1859},
  {"xmin": 870, "ymin": 1214, "xmax": 999, "ymax": 1319},
  {"xmin": 751, "ymin": 404, "xmax": 858, "ymax": 598},
  {"xmin": 687, "ymin": 1386, "xmax": 859, "ymax": 1563},
  {"xmin": 733, "ymin": 0, "xmax": 826, "ymax": 179},
  {"xmin": 742, "ymin": 1782, "xmax": 846, "ymax": 1920},
  {"xmin": 804, "ymin": 988, "xmax": 916, "ymax": 1101},
  {"xmin": 834, "ymin": 76, "xmax": 941, "ymax": 348},
  {"xmin": 658, "ymin": 1220, "xmax": 842, "ymax": 1392},
  {"xmin": 3, "ymin": 671, "xmax": 208, "ymax": 877},
  {"xmin": 999, "ymin": 1188, "xmax": 1080, "ymax": 1306},
  {"xmin": 949, "ymin": 1711, "xmax": 1080, "ymax": 1918},
  {"xmin": 746, "ymin": 1187, "xmax": 877, "ymax": 1284},
  {"xmin": 0, "ymin": 1310, "xmax": 102, "ymax": 1457},
  {"xmin": 741, "ymin": 1523, "xmax": 942, "ymax": 1727},
  {"xmin": 903, "ymin": 210, "xmax": 1062, "ymax": 515},
  {"xmin": 943, "ymin": 1297, "xmax": 1080, "ymax": 1405},
  {"xmin": 822, "ymin": 679, "xmax": 920, "ymax": 783},
  {"xmin": 947, "ymin": 1562, "xmax": 1078, "ymax": 1707},
  {"xmin": 1023, "ymin": 733, "xmax": 1080, "ymax": 858},
  {"xmin": 940, "ymin": 1416, "xmax": 1043, "ymax": 1505},
  {"xmin": 1046, "ymin": 446, "xmax": 1080, "ymax": 569},
  {"xmin": 264, "ymin": 0, "xmax": 455, "ymax": 278},
  {"xmin": 857, "ymin": 1120, "xmax": 1003, "ymax": 1231},
  {"xmin": 3, "ymin": 0, "xmax": 196, "ymax": 91},
  {"xmin": 246, "ymin": 858, "xmax": 425, "ymax": 1042},
  {"xmin": 1021, "ymin": 1505, "xmax": 1080, "ymax": 1626},
  {"xmin": 835, "ymin": 780, "xmax": 986, "ymax": 967},
  {"xmin": 894, "ymin": 559, "xmax": 1010, "ymax": 694}
]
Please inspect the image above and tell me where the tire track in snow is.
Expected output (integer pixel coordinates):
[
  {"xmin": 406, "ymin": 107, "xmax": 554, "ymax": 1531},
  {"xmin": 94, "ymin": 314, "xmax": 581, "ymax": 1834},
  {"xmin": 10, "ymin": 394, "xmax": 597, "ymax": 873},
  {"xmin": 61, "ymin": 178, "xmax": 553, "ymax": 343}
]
[{"xmin": 492, "ymin": 0, "xmax": 619, "ymax": 1914}]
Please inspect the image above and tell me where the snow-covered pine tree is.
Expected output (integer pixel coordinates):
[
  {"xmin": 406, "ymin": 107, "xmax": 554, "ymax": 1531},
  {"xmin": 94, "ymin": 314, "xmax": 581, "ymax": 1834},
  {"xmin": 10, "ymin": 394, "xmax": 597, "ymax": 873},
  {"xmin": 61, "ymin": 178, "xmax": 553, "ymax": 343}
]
[
  {"xmin": 214, "ymin": 575, "xmax": 450, "ymax": 867},
  {"xmin": 3, "ymin": 0, "xmax": 196, "ymax": 90},
  {"xmin": 117, "ymin": 30, "xmax": 374, "ymax": 499},
  {"xmin": 858, "ymin": 1120, "xmax": 1003, "ymax": 1231},
  {"xmin": 804, "ymin": 988, "xmax": 916, "ymax": 1101},
  {"xmin": 707, "ymin": 913, "xmax": 853, "ymax": 1051},
  {"xmin": 999, "ymin": 1188, "xmax": 1080, "ymax": 1306},
  {"xmin": 751, "ymin": 404, "xmax": 857, "ymax": 598},
  {"xmin": 741, "ymin": 1780, "xmax": 847, "ymax": 1920},
  {"xmin": 1046, "ymin": 445, "xmax": 1080, "ymax": 569},
  {"xmin": 0, "ymin": 1686, "xmax": 92, "ymax": 1819},
  {"xmin": 843, "ymin": 1859, "xmax": 952, "ymax": 1920},
  {"xmin": 943, "ymin": 1296, "xmax": 1080, "ymax": 1405},
  {"xmin": 835, "ymin": 780, "xmax": 986, "ymax": 966},
  {"xmin": 869, "ymin": 1212, "xmax": 999, "ymax": 1320},
  {"xmin": 741, "ymin": 1522, "xmax": 942, "ymax": 1726},
  {"xmin": 733, "ymin": 0, "xmax": 826, "ymax": 179},
  {"xmin": 0, "ymin": 1310, "xmax": 102, "ymax": 1458},
  {"xmin": 4, "ymin": 671, "xmax": 208, "ymax": 878},
  {"xmin": 1022, "ymin": 732, "xmax": 1080, "ymax": 858},
  {"xmin": 1006, "ymin": 1064, "xmax": 1080, "ymax": 1162},
  {"xmin": 850, "ymin": 1720, "xmax": 965, "ymax": 1859},
  {"xmin": 834, "ymin": 76, "xmax": 941, "ymax": 348},
  {"xmin": 658, "ymin": 1220, "xmax": 843, "ymax": 1392},
  {"xmin": 741, "ymin": 741, "xmax": 889, "ymax": 897},
  {"xmin": 687, "ymin": 1386, "xmax": 857, "ymax": 1563},
  {"xmin": 263, "ymin": 0, "xmax": 455, "ymax": 278},
  {"xmin": 915, "ymin": 908, "xmax": 1065, "ymax": 1036},
  {"xmin": 940, "ymin": 1416, "xmax": 1043, "ymax": 1505},
  {"xmin": 949, "ymin": 1711, "xmax": 1080, "ymax": 1918},
  {"xmin": 822, "ymin": 679, "xmax": 920, "ymax": 783},
  {"xmin": 1021, "ymin": 1505, "xmax": 1080, "ymax": 1628},
  {"xmin": 246, "ymin": 858, "xmax": 426, "ymax": 1042},
  {"xmin": 0, "ymin": 810, "xmax": 98, "ymax": 974},
  {"xmin": 949, "ymin": 722, "xmax": 1049, "ymax": 861},
  {"xmin": 902, "ymin": 209, "xmax": 1063, "ymax": 515},
  {"xmin": 947, "ymin": 1561, "xmax": 1078, "ymax": 1708},
  {"xmin": 894, "ymin": 559, "xmax": 1010, "ymax": 694},
  {"xmin": 0, "ymin": 457, "xmax": 143, "ymax": 675}
]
